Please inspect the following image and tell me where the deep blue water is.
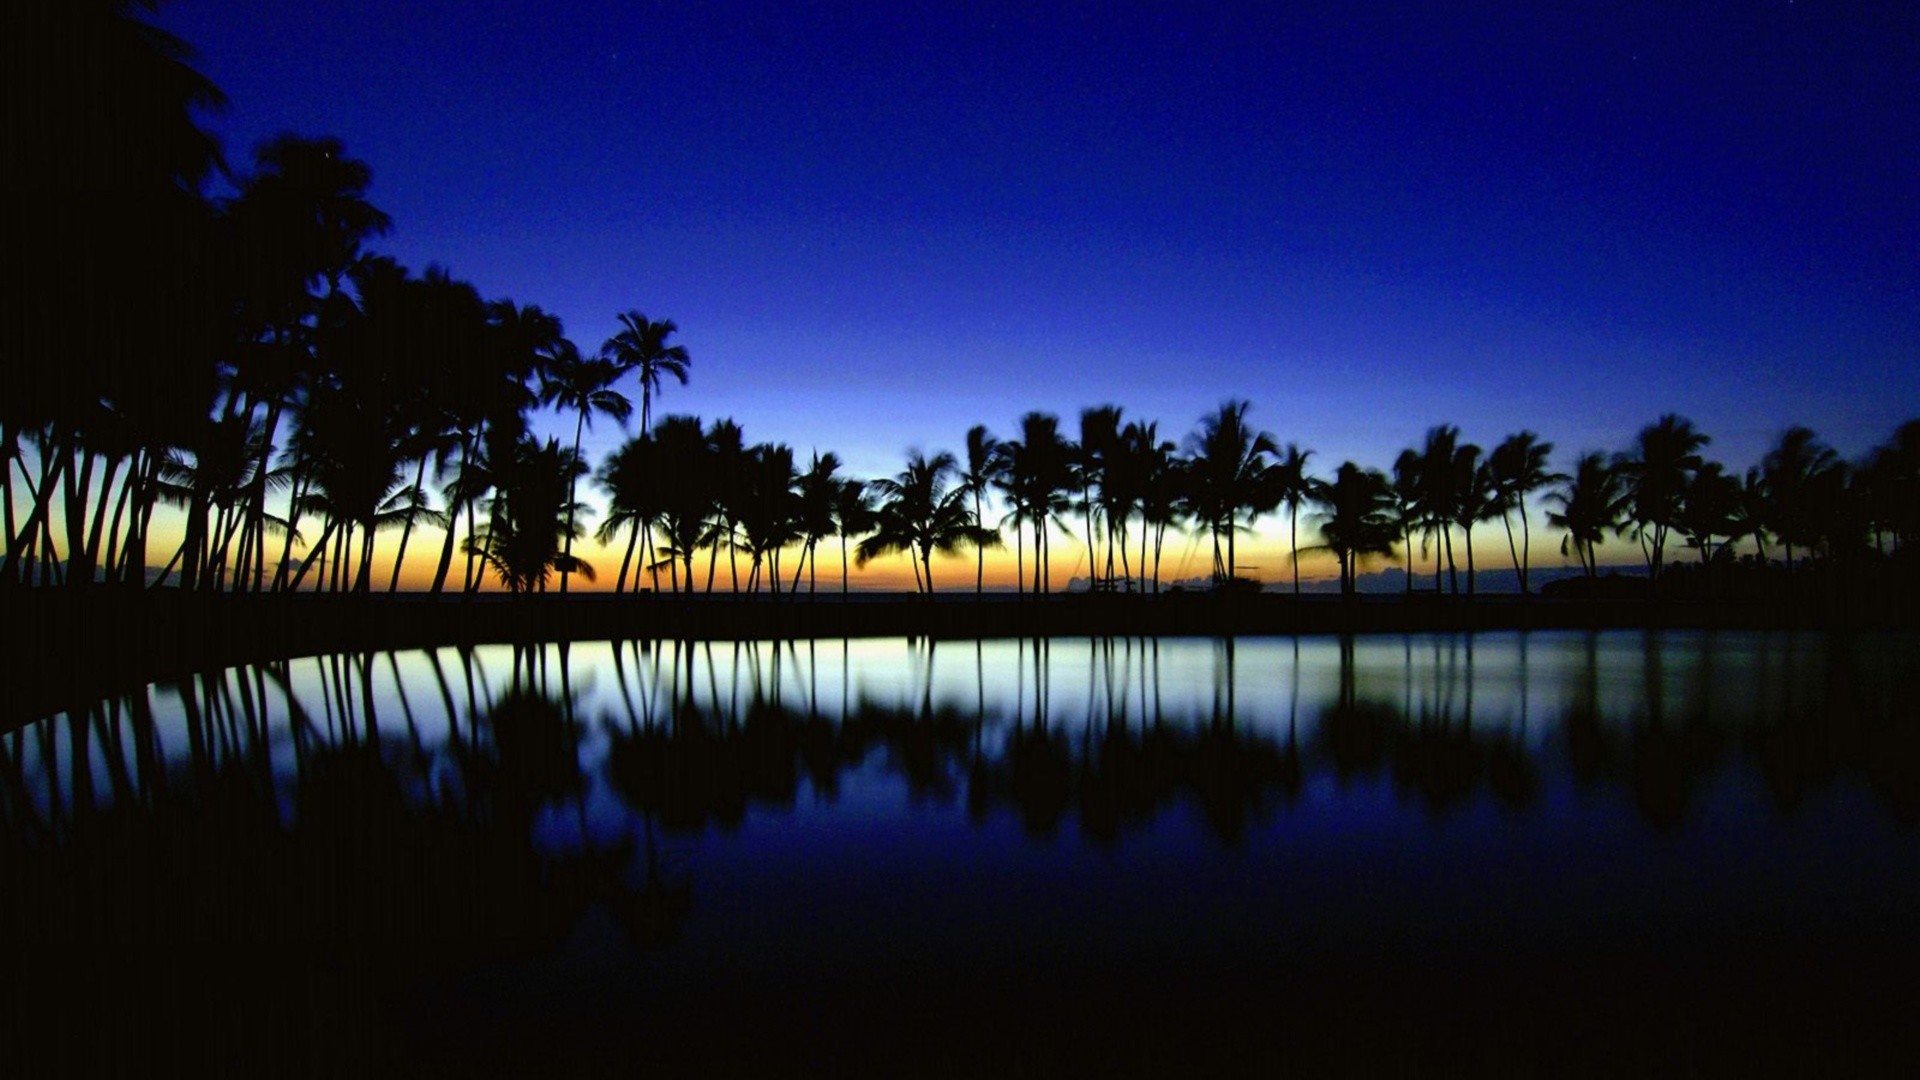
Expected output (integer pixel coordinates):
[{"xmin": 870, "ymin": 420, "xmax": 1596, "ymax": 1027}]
[{"xmin": 6, "ymin": 631, "xmax": 1917, "ymax": 1074}]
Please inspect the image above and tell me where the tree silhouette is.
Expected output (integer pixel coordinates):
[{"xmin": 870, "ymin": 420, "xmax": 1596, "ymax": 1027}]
[
  {"xmin": 1311, "ymin": 463, "xmax": 1398, "ymax": 597},
  {"xmin": 859, "ymin": 450, "xmax": 993, "ymax": 593},
  {"xmin": 1761, "ymin": 425, "xmax": 1843, "ymax": 571},
  {"xmin": 541, "ymin": 341, "xmax": 631, "ymax": 593},
  {"xmin": 1269, "ymin": 443, "xmax": 1316, "ymax": 595},
  {"xmin": 601, "ymin": 311, "xmax": 689, "ymax": 436},
  {"xmin": 961, "ymin": 425, "xmax": 1004, "ymax": 594},
  {"xmin": 1184, "ymin": 400, "xmax": 1277, "ymax": 584},
  {"xmin": 996, "ymin": 413, "xmax": 1074, "ymax": 594},
  {"xmin": 1487, "ymin": 431, "xmax": 1561, "ymax": 595},
  {"xmin": 1616, "ymin": 414, "xmax": 1708, "ymax": 581},
  {"xmin": 468, "ymin": 437, "xmax": 592, "ymax": 593},
  {"xmin": 1547, "ymin": 452, "xmax": 1627, "ymax": 578}
]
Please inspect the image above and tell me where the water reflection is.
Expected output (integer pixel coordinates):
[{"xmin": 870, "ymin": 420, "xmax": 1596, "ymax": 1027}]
[{"xmin": 5, "ymin": 631, "xmax": 1917, "ymax": 1070}]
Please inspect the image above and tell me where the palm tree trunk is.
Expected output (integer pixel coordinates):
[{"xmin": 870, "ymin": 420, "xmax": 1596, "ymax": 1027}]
[
  {"xmin": 1517, "ymin": 493, "xmax": 1533, "ymax": 595},
  {"xmin": 617, "ymin": 518, "xmax": 640, "ymax": 593},
  {"xmin": 1290, "ymin": 504, "xmax": 1300, "ymax": 595},
  {"xmin": 389, "ymin": 455, "xmax": 430, "ymax": 592},
  {"xmin": 560, "ymin": 410, "xmax": 586, "ymax": 594}
]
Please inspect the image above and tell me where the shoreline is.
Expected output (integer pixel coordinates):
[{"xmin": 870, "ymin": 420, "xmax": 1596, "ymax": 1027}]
[{"xmin": 6, "ymin": 587, "xmax": 1911, "ymax": 730}]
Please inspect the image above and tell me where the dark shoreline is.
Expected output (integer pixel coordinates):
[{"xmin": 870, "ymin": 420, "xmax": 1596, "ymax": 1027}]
[{"xmin": 5, "ymin": 587, "xmax": 1911, "ymax": 731}]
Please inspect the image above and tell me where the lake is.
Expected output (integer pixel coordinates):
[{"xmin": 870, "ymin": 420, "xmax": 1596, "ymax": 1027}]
[{"xmin": 5, "ymin": 630, "xmax": 1917, "ymax": 1075}]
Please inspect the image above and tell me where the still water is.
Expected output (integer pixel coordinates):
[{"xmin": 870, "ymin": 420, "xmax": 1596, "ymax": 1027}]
[{"xmin": 6, "ymin": 631, "xmax": 1918, "ymax": 1074}]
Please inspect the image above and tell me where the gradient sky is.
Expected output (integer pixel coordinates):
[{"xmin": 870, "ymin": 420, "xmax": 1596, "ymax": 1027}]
[{"xmin": 151, "ymin": 0, "xmax": 1918, "ymax": 587}]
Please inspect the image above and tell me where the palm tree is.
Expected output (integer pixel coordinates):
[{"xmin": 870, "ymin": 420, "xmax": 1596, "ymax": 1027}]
[
  {"xmin": 1678, "ymin": 461, "xmax": 1739, "ymax": 565},
  {"xmin": 1076, "ymin": 405, "xmax": 1123, "ymax": 589},
  {"xmin": 1269, "ymin": 442, "xmax": 1315, "ymax": 595},
  {"xmin": 791, "ymin": 451, "xmax": 842, "ymax": 593},
  {"xmin": 1487, "ymin": 431, "xmax": 1561, "ymax": 595},
  {"xmin": 858, "ymin": 450, "xmax": 994, "ymax": 593},
  {"xmin": 961, "ymin": 424, "xmax": 1004, "ymax": 594},
  {"xmin": 1390, "ymin": 448, "xmax": 1424, "ymax": 595},
  {"xmin": 467, "ymin": 437, "xmax": 593, "ymax": 593},
  {"xmin": 996, "ymin": 413, "xmax": 1074, "ymax": 594},
  {"xmin": 596, "ymin": 434, "xmax": 658, "ymax": 593},
  {"xmin": 1118, "ymin": 420, "xmax": 1180, "ymax": 593},
  {"xmin": 704, "ymin": 418, "xmax": 747, "ymax": 592},
  {"xmin": 1417, "ymin": 425, "xmax": 1464, "ymax": 594},
  {"xmin": 830, "ymin": 476, "xmax": 878, "ymax": 594},
  {"xmin": 1615, "ymin": 414, "xmax": 1708, "ymax": 581},
  {"xmin": 1547, "ymin": 452, "xmax": 1627, "ymax": 578},
  {"xmin": 601, "ymin": 311, "xmax": 689, "ymax": 436},
  {"xmin": 1450, "ymin": 444, "xmax": 1495, "ymax": 598},
  {"xmin": 1184, "ymin": 400, "xmax": 1278, "ymax": 584},
  {"xmin": 737, "ymin": 443, "xmax": 799, "ymax": 593},
  {"xmin": 1761, "ymin": 425, "xmax": 1843, "ymax": 571},
  {"xmin": 541, "ymin": 342, "xmax": 632, "ymax": 593},
  {"xmin": 649, "ymin": 415, "xmax": 713, "ymax": 592},
  {"xmin": 1311, "ymin": 462, "xmax": 1399, "ymax": 597}
]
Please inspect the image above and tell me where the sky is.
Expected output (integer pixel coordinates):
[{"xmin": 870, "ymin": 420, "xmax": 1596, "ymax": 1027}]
[{"xmin": 151, "ymin": 0, "xmax": 1918, "ymax": 588}]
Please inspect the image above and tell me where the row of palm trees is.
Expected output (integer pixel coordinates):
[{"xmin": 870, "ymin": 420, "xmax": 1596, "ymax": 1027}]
[{"xmin": 583, "ymin": 403, "xmax": 1920, "ymax": 599}]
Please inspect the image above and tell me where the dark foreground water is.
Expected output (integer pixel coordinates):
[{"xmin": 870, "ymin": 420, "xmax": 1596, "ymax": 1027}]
[{"xmin": 5, "ymin": 631, "xmax": 1918, "ymax": 1076}]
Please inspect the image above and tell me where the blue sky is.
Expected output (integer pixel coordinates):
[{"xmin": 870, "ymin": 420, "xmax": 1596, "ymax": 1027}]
[{"xmin": 155, "ymin": 0, "xmax": 1918, "ymax": 582}]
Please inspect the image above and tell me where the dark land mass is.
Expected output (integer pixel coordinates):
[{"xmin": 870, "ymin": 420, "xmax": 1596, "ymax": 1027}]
[{"xmin": 6, "ymin": 576, "xmax": 1914, "ymax": 733}]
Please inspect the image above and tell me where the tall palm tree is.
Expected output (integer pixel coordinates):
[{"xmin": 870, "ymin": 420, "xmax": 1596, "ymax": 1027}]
[
  {"xmin": 1311, "ymin": 462, "xmax": 1399, "ymax": 597},
  {"xmin": 791, "ymin": 451, "xmax": 842, "ymax": 593},
  {"xmin": 737, "ymin": 443, "xmax": 799, "ymax": 594},
  {"xmin": 1184, "ymin": 400, "xmax": 1277, "ymax": 584},
  {"xmin": 1390, "ymin": 448, "xmax": 1424, "ymax": 595},
  {"xmin": 961, "ymin": 424, "xmax": 1004, "ymax": 593},
  {"xmin": 1761, "ymin": 425, "xmax": 1843, "ymax": 571},
  {"xmin": 596, "ymin": 434, "xmax": 658, "ymax": 593},
  {"xmin": 1615, "ymin": 414, "xmax": 1708, "ymax": 581},
  {"xmin": 1547, "ymin": 452, "xmax": 1627, "ymax": 578},
  {"xmin": 996, "ymin": 413, "xmax": 1074, "ymax": 594},
  {"xmin": 859, "ymin": 450, "xmax": 994, "ymax": 593},
  {"xmin": 1417, "ymin": 425, "xmax": 1465, "ymax": 594},
  {"xmin": 649, "ymin": 415, "xmax": 713, "ymax": 592},
  {"xmin": 1487, "ymin": 431, "xmax": 1561, "ymax": 595},
  {"xmin": 830, "ymin": 476, "xmax": 878, "ymax": 595},
  {"xmin": 1450, "ymin": 444, "xmax": 1495, "ymax": 598},
  {"xmin": 541, "ymin": 342, "xmax": 632, "ymax": 592},
  {"xmin": 1269, "ymin": 443, "xmax": 1315, "ymax": 595},
  {"xmin": 1076, "ymin": 405, "xmax": 1123, "ymax": 589},
  {"xmin": 467, "ymin": 437, "xmax": 592, "ymax": 593},
  {"xmin": 602, "ymin": 311, "xmax": 689, "ymax": 436}
]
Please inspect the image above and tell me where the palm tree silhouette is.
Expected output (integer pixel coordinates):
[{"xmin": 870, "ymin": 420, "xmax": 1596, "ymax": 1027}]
[
  {"xmin": 830, "ymin": 476, "xmax": 878, "ymax": 594},
  {"xmin": 1270, "ymin": 442, "xmax": 1316, "ymax": 595},
  {"xmin": 1391, "ymin": 448, "xmax": 1424, "ymax": 595},
  {"xmin": 1120, "ymin": 420, "xmax": 1181, "ymax": 592},
  {"xmin": 1487, "ymin": 431, "xmax": 1561, "ymax": 595},
  {"xmin": 596, "ymin": 434, "xmax": 658, "ymax": 593},
  {"xmin": 961, "ymin": 425, "xmax": 1004, "ymax": 594},
  {"xmin": 469, "ymin": 437, "xmax": 593, "ymax": 592},
  {"xmin": 649, "ymin": 416, "xmax": 713, "ymax": 592},
  {"xmin": 1184, "ymin": 400, "xmax": 1278, "ymax": 584},
  {"xmin": 1761, "ymin": 425, "xmax": 1843, "ymax": 571},
  {"xmin": 541, "ymin": 342, "xmax": 632, "ymax": 593},
  {"xmin": 1616, "ymin": 414, "xmax": 1708, "ymax": 582},
  {"xmin": 1547, "ymin": 452, "xmax": 1627, "ymax": 578},
  {"xmin": 996, "ymin": 413, "xmax": 1074, "ymax": 594},
  {"xmin": 791, "ymin": 451, "xmax": 843, "ymax": 593},
  {"xmin": 601, "ymin": 311, "xmax": 689, "ymax": 436},
  {"xmin": 1416, "ymin": 425, "xmax": 1465, "ymax": 594},
  {"xmin": 1311, "ymin": 462, "xmax": 1399, "ymax": 597},
  {"xmin": 859, "ymin": 450, "xmax": 993, "ymax": 593}
]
